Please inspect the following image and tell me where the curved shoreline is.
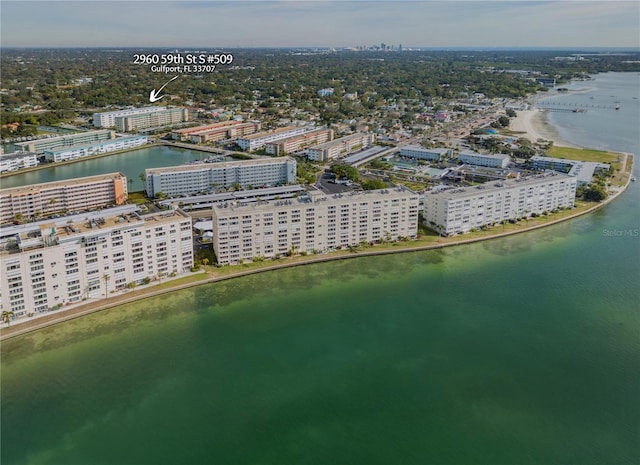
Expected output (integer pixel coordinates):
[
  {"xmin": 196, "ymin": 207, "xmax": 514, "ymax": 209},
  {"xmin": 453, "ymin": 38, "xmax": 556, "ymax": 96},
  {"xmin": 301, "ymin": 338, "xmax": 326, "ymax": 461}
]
[{"xmin": 1, "ymin": 162, "xmax": 633, "ymax": 342}]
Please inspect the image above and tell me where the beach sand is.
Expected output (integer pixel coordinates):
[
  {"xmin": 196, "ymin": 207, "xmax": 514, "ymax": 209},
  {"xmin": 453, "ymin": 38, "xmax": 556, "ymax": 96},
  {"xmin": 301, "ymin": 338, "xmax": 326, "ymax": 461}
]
[{"xmin": 509, "ymin": 107, "xmax": 581, "ymax": 149}]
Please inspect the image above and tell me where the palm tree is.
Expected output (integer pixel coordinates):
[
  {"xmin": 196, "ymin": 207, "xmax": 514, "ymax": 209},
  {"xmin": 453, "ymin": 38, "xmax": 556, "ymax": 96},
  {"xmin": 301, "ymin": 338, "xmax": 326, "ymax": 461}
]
[{"xmin": 2, "ymin": 310, "xmax": 15, "ymax": 325}]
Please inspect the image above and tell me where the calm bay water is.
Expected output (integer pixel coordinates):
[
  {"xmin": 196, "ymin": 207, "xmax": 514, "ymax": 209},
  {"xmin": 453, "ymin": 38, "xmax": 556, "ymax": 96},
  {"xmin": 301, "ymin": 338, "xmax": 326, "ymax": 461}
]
[
  {"xmin": 0, "ymin": 145, "xmax": 207, "ymax": 191},
  {"xmin": 1, "ymin": 73, "xmax": 639, "ymax": 465}
]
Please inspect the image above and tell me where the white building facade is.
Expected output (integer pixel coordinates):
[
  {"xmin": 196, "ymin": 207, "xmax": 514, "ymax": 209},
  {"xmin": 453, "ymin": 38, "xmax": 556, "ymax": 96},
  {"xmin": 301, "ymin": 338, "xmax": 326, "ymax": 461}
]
[
  {"xmin": 458, "ymin": 150, "xmax": 510, "ymax": 168},
  {"xmin": 93, "ymin": 107, "xmax": 165, "ymax": 128},
  {"xmin": 145, "ymin": 157, "xmax": 297, "ymax": 198},
  {"xmin": 115, "ymin": 108, "xmax": 188, "ymax": 132},
  {"xmin": 212, "ymin": 186, "xmax": 419, "ymax": 265},
  {"xmin": 424, "ymin": 173, "xmax": 577, "ymax": 236},
  {"xmin": 400, "ymin": 146, "xmax": 451, "ymax": 161},
  {"xmin": 14, "ymin": 130, "xmax": 116, "ymax": 153},
  {"xmin": 43, "ymin": 135, "xmax": 148, "ymax": 162},
  {"xmin": 0, "ymin": 152, "xmax": 39, "ymax": 173},
  {"xmin": 0, "ymin": 209, "xmax": 193, "ymax": 318}
]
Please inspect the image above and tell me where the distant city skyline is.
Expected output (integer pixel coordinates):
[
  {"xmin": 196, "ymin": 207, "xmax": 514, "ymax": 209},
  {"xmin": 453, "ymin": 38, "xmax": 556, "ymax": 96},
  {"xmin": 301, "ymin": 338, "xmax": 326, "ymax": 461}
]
[{"xmin": 1, "ymin": 1, "xmax": 639, "ymax": 49}]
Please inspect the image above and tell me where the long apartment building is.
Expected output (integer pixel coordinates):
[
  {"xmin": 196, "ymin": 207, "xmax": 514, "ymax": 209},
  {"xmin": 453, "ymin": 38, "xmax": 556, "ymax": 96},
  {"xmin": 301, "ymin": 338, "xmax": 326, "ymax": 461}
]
[
  {"xmin": 172, "ymin": 121, "xmax": 260, "ymax": 144},
  {"xmin": 0, "ymin": 173, "xmax": 128, "ymax": 225},
  {"xmin": 236, "ymin": 126, "xmax": 309, "ymax": 151},
  {"xmin": 44, "ymin": 135, "xmax": 148, "ymax": 162},
  {"xmin": 93, "ymin": 107, "xmax": 165, "ymax": 128},
  {"xmin": 530, "ymin": 156, "xmax": 610, "ymax": 186},
  {"xmin": 457, "ymin": 150, "xmax": 511, "ymax": 169},
  {"xmin": 0, "ymin": 152, "xmax": 39, "ymax": 173},
  {"xmin": 400, "ymin": 146, "xmax": 452, "ymax": 161},
  {"xmin": 424, "ymin": 172, "xmax": 577, "ymax": 236},
  {"xmin": 14, "ymin": 130, "xmax": 116, "ymax": 154},
  {"xmin": 211, "ymin": 186, "xmax": 419, "ymax": 265},
  {"xmin": 0, "ymin": 207, "xmax": 193, "ymax": 318},
  {"xmin": 116, "ymin": 108, "xmax": 189, "ymax": 132},
  {"xmin": 145, "ymin": 157, "xmax": 297, "ymax": 198},
  {"xmin": 307, "ymin": 133, "xmax": 375, "ymax": 162},
  {"xmin": 265, "ymin": 128, "xmax": 334, "ymax": 156}
]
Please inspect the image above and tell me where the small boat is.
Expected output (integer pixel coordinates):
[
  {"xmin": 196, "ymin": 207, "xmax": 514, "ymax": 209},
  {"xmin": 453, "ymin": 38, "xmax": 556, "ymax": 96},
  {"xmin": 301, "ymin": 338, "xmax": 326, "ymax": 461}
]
[{"xmin": 632, "ymin": 176, "xmax": 637, "ymax": 182}]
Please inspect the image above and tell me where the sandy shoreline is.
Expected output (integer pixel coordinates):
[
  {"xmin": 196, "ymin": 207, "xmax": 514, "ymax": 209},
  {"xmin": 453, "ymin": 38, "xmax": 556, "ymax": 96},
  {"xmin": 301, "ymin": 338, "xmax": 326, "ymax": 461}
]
[
  {"xmin": 509, "ymin": 107, "xmax": 581, "ymax": 149},
  {"xmin": 507, "ymin": 84, "xmax": 601, "ymax": 149}
]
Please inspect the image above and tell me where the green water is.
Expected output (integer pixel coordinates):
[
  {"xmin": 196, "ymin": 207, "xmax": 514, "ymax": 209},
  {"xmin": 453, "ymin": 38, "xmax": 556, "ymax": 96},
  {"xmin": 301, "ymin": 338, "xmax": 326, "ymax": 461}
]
[{"xmin": 2, "ymin": 191, "xmax": 639, "ymax": 465}]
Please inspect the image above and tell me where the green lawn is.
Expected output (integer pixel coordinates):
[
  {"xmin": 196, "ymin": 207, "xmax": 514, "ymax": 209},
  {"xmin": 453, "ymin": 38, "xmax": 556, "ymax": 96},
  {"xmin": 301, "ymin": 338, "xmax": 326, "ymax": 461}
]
[
  {"xmin": 547, "ymin": 146, "xmax": 622, "ymax": 167},
  {"xmin": 127, "ymin": 191, "xmax": 148, "ymax": 205}
]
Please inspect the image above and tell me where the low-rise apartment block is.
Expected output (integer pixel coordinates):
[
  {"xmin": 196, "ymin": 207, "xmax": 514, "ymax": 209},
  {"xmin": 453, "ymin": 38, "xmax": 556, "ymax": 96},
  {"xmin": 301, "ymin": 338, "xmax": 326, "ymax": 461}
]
[
  {"xmin": 115, "ymin": 108, "xmax": 188, "ymax": 132},
  {"xmin": 265, "ymin": 128, "xmax": 334, "ymax": 156},
  {"xmin": 307, "ymin": 133, "xmax": 375, "ymax": 162},
  {"xmin": 0, "ymin": 207, "xmax": 193, "ymax": 318},
  {"xmin": 14, "ymin": 130, "xmax": 116, "ymax": 154},
  {"xmin": 172, "ymin": 121, "xmax": 260, "ymax": 144},
  {"xmin": 145, "ymin": 157, "xmax": 297, "ymax": 198},
  {"xmin": 458, "ymin": 150, "xmax": 510, "ymax": 168},
  {"xmin": 236, "ymin": 126, "xmax": 309, "ymax": 151},
  {"xmin": 43, "ymin": 135, "xmax": 148, "ymax": 162},
  {"xmin": 400, "ymin": 146, "xmax": 452, "ymax": 161},
  {"xmin": 212, "ymin": 186, "xmax": 419, "ymax": 265},
  {"xmin": 424, "ymin": 172, "xmax": 577, "ymax": 236},
  {"xmin": 93, "ymin": 107, "xmax": 165, "ymax": 128},
  {"xmin": 0, "ymin": 173, "xmax": 128, "ymax": 225},
  {"xmin": 0, "ymin": 152, "xmax": 39, "ymax": 173},
  {"xmin": 530, "ymin": 156, "xmax": 610, "ymax": 186}
]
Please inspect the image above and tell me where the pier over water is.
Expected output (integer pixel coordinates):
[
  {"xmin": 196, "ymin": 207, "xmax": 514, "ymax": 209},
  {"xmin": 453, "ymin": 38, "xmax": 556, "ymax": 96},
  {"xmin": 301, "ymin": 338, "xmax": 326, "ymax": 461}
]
[{"xmin": 536, "ymin": 100, "xmax": 620, "ymax": 111}]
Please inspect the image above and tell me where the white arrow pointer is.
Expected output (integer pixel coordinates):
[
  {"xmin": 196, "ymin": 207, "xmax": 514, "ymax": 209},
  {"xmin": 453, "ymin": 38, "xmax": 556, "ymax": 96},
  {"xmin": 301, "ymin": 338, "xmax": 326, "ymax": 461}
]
[{"xmin": 149, "ymin": 75, "xmax": 180, "ymax": 102}]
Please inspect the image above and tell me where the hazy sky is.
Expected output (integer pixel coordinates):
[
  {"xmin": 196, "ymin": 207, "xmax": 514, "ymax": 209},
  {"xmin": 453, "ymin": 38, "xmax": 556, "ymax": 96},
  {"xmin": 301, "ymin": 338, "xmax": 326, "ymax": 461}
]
[{"xmin": 1, "ymin": 1, "xmax": 639, "ymax": 49}]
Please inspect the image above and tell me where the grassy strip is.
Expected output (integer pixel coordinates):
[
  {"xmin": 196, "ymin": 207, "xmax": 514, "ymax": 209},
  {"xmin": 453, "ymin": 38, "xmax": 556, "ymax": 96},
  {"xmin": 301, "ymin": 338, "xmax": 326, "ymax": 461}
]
[
  {"xmin": 547, "ymin": 146, "xmax": 622, "ymax": 167},
  {"xmin": 1, "ymin": 152, "xmax": 633, "ymax": 340}
]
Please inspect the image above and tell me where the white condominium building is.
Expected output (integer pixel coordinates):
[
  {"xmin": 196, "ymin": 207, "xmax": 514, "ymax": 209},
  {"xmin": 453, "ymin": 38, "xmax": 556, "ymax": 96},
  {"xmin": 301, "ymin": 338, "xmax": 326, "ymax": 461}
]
[
  {"xmin": 14, "ymin": 130, "xmax": 116, "ymax": 154},
  {"xmin": 93, "ymin": 107, "xmax": 165, "ymax": 128},
  {"xmin": 172, "ymin": 121, "xmax": 260, "ymax": 144},
  {"xmin": 265, "ymin": 128, "xmax": 334, "ymax": 156},
  {"xmin": 0, "ymin": 173, "xmax": 128, "ymax": 225},
  {"xmin": 115, "ymin": 108, "xmax": 189, "ymax": 132},
  {"xmin": 145, "ymin": 157, "xmax": 297, "ymax": 197},
  {"xmin": 400, "ymin": 146, "xmax": 452, "ymax": 161},
  {"xmin": 0, "ymin": 152, "xmax": 39, "ymax": 173},
  {"xmin": 43, "ymin": 135, "xmax": 148, "ymax": 162},
  {"xmin": 236, "ymin": 126, "xmax": 309, "ymax": 151},
  {"xmin": 458, "ymin": 150, "xmax": 511, "ymax": 169},
  {"xmin": 212, "ymin": 186, "xmax": 419, "ymax": 265},
  {"xmin": 307, "ymin": 133, "xmax": 375, "ymax": 162},
  {"xmin": 424, "ymin": 172, "xmax": 577, "ymax": 236},
  {"xmin": 0, "ymin": 208, "xmax": 193, "ymax": 318}
]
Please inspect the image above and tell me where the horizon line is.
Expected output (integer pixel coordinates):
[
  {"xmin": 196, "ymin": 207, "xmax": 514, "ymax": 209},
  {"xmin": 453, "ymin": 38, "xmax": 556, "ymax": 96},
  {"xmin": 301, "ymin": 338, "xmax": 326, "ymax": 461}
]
[{"xmin": 2, "ymin": 46, "xmax": 639, "ymax": 51}]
